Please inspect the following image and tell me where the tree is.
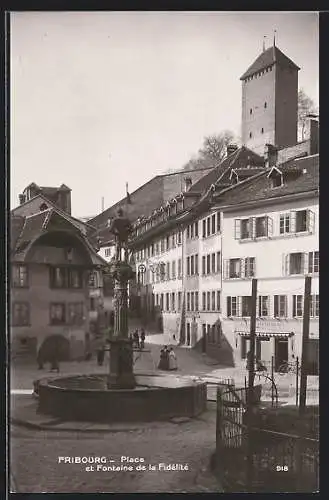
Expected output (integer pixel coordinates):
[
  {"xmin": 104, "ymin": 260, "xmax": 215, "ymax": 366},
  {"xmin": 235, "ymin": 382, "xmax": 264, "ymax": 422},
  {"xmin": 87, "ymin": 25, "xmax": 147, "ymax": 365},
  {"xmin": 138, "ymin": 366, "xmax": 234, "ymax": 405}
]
[
  {"xmin": 182, "ymin": 129, "xmax": 236, "ymax": 171},
  {"xmin": 298, "ymin": 89, "xmax": 318, "ymax": 141}
]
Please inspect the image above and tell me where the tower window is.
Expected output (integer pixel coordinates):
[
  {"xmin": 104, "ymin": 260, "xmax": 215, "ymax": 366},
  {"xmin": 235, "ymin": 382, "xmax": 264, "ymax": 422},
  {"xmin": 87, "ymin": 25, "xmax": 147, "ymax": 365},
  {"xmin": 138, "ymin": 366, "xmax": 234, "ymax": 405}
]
[
  {"xmin": 250, "ymin": 108, "xmax": 252, "ymax": 115},
  {"xmin": 261, "ymin": 128, "xmax": 264, "ymax": 134},
  {"xmin": 264, "ymin": 102, "xmax": 267, "ymax": 109},
  {"xmin": 249, "ymin": 132, "xmax": 252, "ymax": 139}
]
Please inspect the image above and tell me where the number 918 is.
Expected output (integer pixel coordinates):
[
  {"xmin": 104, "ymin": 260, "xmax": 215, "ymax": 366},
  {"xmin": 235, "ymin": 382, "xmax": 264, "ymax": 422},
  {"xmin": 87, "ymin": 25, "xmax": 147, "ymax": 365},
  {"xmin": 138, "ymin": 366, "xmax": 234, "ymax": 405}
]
[{"xmin": 276, "ymin": 465, "xmax": 288, "ymax": 471}]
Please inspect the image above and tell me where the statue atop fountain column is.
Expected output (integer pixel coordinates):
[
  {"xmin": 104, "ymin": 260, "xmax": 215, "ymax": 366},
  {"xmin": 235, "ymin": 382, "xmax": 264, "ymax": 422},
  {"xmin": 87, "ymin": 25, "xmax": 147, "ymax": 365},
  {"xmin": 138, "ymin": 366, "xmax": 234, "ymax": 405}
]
[{"xmin": 107, "ymin": 208, "xmax": 135, "ymax": 389}]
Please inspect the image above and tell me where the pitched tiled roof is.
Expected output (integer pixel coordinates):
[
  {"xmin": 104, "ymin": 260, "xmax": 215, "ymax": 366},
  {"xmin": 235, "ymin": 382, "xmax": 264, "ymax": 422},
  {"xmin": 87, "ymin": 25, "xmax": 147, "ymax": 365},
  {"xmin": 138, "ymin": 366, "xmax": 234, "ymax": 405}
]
[
  {"xmin": 240, "ymin": 45, "xmax": 300, "ymax": 80},
  {"xmin": 10, "ymin": 216, "xmax": 25, "ymax": 252},
  {"xmin": 14, "ymin": 210, "xmax": 51, "ymax": 254},
  {"xmin": 216, "ymin": 155, "xmax": 318, "ymax": 208},
  {"xmin": 189, "ymin": 146, "xmax": 264, "ymax": 194}
]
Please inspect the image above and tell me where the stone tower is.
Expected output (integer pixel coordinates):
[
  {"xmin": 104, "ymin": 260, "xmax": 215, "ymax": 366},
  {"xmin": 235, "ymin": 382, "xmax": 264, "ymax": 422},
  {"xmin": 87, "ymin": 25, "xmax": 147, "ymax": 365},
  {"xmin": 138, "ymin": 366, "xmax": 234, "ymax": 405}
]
[{"xmin": 240, "ymin": 43, "xmax": 300, "ymax": 156}]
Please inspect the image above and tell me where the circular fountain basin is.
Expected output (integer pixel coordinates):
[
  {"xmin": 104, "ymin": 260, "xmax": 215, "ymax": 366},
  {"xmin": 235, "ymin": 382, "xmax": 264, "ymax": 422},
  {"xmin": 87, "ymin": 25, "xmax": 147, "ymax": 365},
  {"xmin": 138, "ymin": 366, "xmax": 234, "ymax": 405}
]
[{"xmin": 37, "ymin": 374, "xmax": 207, "ymax": 422}]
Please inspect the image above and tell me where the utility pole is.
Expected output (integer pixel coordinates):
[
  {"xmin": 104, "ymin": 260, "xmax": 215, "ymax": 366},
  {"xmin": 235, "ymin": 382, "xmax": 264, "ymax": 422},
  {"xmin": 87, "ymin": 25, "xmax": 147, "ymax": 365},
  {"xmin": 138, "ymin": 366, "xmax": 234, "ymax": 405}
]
[
  {"xmin": 299, "ymin": 275, "xmax": 312, "ymax": 415},
  {"xmin": 246, "ymin": 278, "xmax": 257, "ymax": 491}
]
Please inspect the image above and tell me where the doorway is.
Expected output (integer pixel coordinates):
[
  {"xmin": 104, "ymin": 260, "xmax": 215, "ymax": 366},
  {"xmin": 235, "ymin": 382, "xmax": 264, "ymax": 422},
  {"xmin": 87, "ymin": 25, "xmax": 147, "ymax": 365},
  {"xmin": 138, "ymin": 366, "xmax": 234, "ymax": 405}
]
[{"xmin": 275, "ymin": 338, "xmax": 288, "ymax": 371}]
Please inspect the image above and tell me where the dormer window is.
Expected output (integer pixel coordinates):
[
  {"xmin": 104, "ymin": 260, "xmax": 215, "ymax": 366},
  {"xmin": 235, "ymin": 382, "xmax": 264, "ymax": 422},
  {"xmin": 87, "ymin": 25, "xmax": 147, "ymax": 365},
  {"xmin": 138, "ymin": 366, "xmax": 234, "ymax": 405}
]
[
  {"xmin": 267, "ymin": 167, "xmax": 283, "ymax": 188},
  {"xmin": 39, "ymin": 203, "xmax": 48, "ymax": 211}
]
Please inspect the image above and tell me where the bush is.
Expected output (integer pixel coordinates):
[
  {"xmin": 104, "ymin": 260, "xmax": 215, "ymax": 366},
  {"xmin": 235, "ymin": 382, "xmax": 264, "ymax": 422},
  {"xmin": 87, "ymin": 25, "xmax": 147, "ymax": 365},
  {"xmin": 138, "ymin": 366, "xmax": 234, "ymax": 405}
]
[{"xmin": 255, "ymin": 405, "xmax": 319, "ymax": 438}]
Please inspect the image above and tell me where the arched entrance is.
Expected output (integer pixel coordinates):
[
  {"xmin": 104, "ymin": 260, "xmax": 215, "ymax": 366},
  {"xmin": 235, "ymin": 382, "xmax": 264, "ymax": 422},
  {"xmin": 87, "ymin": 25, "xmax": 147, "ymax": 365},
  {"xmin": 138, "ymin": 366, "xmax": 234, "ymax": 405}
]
[{"xmin": 38, "ymin": 334, "xmax": 70, "ymax": 362}]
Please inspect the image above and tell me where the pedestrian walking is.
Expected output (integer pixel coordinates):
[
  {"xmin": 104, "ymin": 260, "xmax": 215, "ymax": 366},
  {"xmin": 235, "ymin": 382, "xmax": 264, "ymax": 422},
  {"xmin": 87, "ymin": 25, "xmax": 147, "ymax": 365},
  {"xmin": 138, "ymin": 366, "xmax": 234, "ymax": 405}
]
[
  {"xmin": 168, "ymin": 347, "xmax": 178, "ymax": 371},
  {"xmin": 97, "ymin": 345, "xmax": 105, "ymax": 366},
  {"xmin": 158, "ymin": 346, "xmax": 167, "ymax": 370},
  {"xmin": 133, "ymin": 330, "xmax": 140, "ymax": 349},
  {"xmin": 140, "ymin": 329, "xmax": 145, "ymax": 349}
]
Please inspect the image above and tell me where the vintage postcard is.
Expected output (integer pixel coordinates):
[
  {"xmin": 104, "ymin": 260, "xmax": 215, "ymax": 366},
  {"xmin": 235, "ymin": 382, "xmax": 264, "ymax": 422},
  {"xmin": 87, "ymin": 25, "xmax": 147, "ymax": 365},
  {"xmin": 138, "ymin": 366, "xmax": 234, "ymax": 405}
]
[{"xmin": 9, "ymin": 11, "xmax": 319, "ymax": 493}]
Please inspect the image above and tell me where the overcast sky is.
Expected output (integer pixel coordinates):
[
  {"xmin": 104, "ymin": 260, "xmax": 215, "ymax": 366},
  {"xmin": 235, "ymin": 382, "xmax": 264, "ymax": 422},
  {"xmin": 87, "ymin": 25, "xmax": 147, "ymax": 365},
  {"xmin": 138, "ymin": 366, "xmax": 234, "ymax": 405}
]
[{"xmin": 10, "ymin": 11, "xmax": 319, "ymax": 218}]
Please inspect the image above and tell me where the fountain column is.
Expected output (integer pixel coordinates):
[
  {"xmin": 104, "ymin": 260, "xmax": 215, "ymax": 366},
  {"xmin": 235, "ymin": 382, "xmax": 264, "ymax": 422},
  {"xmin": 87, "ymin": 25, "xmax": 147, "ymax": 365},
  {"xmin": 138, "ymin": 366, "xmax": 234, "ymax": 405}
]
[{"xmin": 107, "ymin": 209, "xmax": 136, "ymax": 389}]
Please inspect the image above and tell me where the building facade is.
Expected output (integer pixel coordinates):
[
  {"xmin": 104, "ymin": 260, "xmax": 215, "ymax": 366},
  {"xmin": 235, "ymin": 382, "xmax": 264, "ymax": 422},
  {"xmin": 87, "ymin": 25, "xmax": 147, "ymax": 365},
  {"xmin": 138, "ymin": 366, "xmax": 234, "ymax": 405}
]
[{"xmin": 11, "ymin": 199, "xmax": 106, "ymax": 362}]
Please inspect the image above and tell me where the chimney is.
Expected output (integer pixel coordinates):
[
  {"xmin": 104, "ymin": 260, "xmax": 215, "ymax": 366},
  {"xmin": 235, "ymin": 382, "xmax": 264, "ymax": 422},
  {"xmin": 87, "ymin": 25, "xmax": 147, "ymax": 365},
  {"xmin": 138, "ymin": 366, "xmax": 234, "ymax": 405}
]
[
  {"xmin": 226, "ymin": 144, "xmax": 239, "ymax": 156},
  {"xmin": 184, "ymin": 177, "xmax": 192, "ymax": 192},
  {"xmin": 18, "ymin": 194, "xmax": 26, "ymax": 205},
  {"xmin": 309, "ymin": 118, "xmax": 319, "ymax": 155},
  {"xmin": 264, "ymin": 143, "xmax": 278, "ymax": 168}
]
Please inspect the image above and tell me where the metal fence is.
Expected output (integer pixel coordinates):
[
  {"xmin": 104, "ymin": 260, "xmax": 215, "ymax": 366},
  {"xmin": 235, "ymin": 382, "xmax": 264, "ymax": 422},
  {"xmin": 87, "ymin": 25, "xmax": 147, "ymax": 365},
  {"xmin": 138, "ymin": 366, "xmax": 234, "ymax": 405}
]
[{"xmin": 215, "ymin": 385, "xmax": 319, "ymax": 492}]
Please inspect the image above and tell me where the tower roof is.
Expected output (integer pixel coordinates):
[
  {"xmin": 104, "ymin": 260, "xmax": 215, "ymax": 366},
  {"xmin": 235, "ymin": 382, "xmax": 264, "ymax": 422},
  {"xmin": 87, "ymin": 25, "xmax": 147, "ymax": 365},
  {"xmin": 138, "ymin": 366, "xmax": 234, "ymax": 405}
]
[{"xmin": 240, "ymin": 45, "xmax": 300, "ymax": 80}]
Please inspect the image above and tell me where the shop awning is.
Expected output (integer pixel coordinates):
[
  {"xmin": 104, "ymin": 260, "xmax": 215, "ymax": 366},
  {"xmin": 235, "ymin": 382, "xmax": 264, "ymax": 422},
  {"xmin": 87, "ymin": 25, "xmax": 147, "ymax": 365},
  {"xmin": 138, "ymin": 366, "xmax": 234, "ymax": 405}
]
[{"xmin": 236, "ymin": 331, "xmax": 294, "ymax": 339}]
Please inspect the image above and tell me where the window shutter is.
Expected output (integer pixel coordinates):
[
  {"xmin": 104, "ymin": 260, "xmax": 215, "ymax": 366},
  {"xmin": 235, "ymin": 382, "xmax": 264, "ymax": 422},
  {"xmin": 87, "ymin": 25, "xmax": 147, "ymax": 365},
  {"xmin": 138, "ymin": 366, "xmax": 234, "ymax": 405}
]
[
  {"xmin": 267, "ymin": 216, "xmax": 273, "ymax": 237},
  {"xmin": 234, "ymin": 219, "xmax": 241, "ymax": 239},
  {"xmin": 284, "ymin": 296, "xmax": 288, "ymax": 317},
  {"xmin": 303, "ymin": 252, "xmax": 309, "ymax": 274},
  {"xmin": 290, "ymin": 211, "xmax": 297, "ymax": 233},
  {"xmin": 227, "ymin": 296, "xmax": 231, "ymax": 317},
  {"xmin": 258, "ymin": 296, "xmax": 262, "ymax": 317},
  {"xmin": 237, "ymin": 296, "xmax": 242, "ymax": 317},
  {"xmin": 240, "ymin": 258, "xmax": 245, "ymax": 278},
  {"xmin": 224, "ymin": 259, "xmax": 229, "ymax": 279},
  {"xmin": 282, "ymin": 254, "xmax": 289, "ymax": 276},
  {"xmin": 274, "ymin": 295, "xmax": 278, "ymax": 317},
  {"xmin": 307, "ymin": 210, "xmax": 315, "ymax": 233},
  {"xmin": 251, "ymin": 217, "xmax": 256, "ymax": 239}
]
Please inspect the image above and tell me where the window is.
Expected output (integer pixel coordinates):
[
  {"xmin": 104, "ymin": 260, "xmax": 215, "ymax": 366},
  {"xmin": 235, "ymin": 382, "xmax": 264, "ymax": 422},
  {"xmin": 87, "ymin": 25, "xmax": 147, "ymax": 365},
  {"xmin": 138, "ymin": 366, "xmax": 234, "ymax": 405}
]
[
  {"xmin": 245, "ymin": 257, "xmax": 255, "ymax": 278},
  {"xmin": 190, "ymin": 255, "xmax": 194, "ymax": 275},
  {"xmin": 206, "ymin": 254, "xmax": 210, "ymax": 274},
  {"xmin": 178, "ymin": 292, "xmax": 182, "ymax": 311},
  {"xmin": 171, "ymin": 292, "xmax": 175, "ymax": 311},
  {"xmin": 166, "ymin": 236, "xmax": 170, "ymax": 250},
  {"xmin": 186, "ymin": 257, "xmax": 190, "ymax": 276},
  {"xmin": 166, "ymin": 262, "xmax": 170, "ymax": 280},
  {"xmin": 68, "ymin": 303, "xmax": 84, "ymax": 325},
  {"xmin": 250, "ymin": 108, "xmax": 252, "ymax": 114},
  {"xmin": 160, "ymin": 294, "xmax": 164, "ymax": 310},
  {"xmin": 207, "ymin": 218, "xmax": 211, "ymax": 237},
  {"xmin": 178, "ymin": 258, "xmax": 182, "ymax": 278},
  {"xmin": 293, "ymin": 295, "xmax": 303, "ymax": 317},
  {"xmin": 12, "ymin": 265, "xmax": 28, "ymax": 287},
  {"xmin": 211, "ymin": 253, "xmax": 216, "ymax": 273},
  {"xmin": 217, "ymin": 213, "xmax": 221, "ymax": 232},
  {"xmin": 216, "ymin": 252, "xmax": 221, "ymax": 273},
  {"xmin": 191, "ymin": 292, "xmax": 195, "ymax": 311},
  {"xmin": 202, "ymin": 220, "xmax": 206, "ymax": 238},
  {"xmin": 12, "ymin": 302, "xmax": 30, "ymax": 326},
  {"xmin": 211, "ymin": 291, "xmax": 216, "ymax": 311},
  {"xmin": 280, "ymin": 214, "xmax": 290, "ymax": 234},
  {"xmin": 187, "ymin": 292, "xmax": 190, "ymax": 312},
  {"xmin": 274, "ymin": 295, "xmax": 287, "ymax": 318},
  {"xmin": 240, "ymin": 219, "xmax": 251, "ymax": 239},
  {"xmin": 172, "ymin": 261, "xmax": 176, "ymax": 279},
  {"xmin": 264, "ymin": 102, "xmax": 267, "ymax": 109},
  {"xmin": 310, "ymin": 295, "xmax": 319, "ymax": 318},
  {"xmin": 242, "ymin": 296, "xmax": 252, "ymax": 317},
  {"xmin": 207, "ymin": 292, "xmax": 211, "ymax": 311},
  {"xmin": 271, "ymin": 172, "xmax": 283, "ymax": 187},
  {"xmin": 160, "ymin": 239, "xmax": 164, "ymax": 253},
  {"xmin": 105, "ymin": 248, "xmax": 112, "ymax": 258},
  {"xmin": 89, "ymin": 271, "xmax": 97, "ymax": 288},
  {"xmin": 308, "ymin": 251, "xmax": 319, "ymax": 273},
  {"xmin": 194, "ymin": 222, "xmax": 199, "ymax": 237},
  {"xmin": 202, "ymin": 256, "xmax": 206, "ymax": 275},
  {"xmin": 171, "ymin": 235, "xmax": 176, "ymax": 248},
  {"xmin": 195, "ymin": 292, "xmax": 199, "ymax": 311},
  {"xmin": 211, "ymin": 214, "xmax": 216, "ymax": 234},
  {"xmin": 217, "ymin": 291, "xmax": 221, "ymax": 311},
  {"xmin": 202, "ymin": 292, "xmax": 206, "ymax": 311},
  {"xmin": 289, "ymin": 253, "xmax": 304, "ymax": 275},
  {"xmin": 195, "ymin": 254, "xmax": 199, "ymax": 275},
  {"xmin": 166, "ymin": 293, "xmax": 169, "ymax": 311},
  {"xmin": 229, "ymin": 259, "xmax": 240, "ymax": 278},
  {"xmin": 258, "ymin": 296, "xmax": 269, "ymax": 317},
  {"xmin": 50, "ymin": 303, "xmax": 66, "ymax": 325},
  {"xmin": 255, "ymin": 216, "xmax": 267, "ymax": 237},
  {"xmin": 227, "ymin": 296, "xmax": 237, "ymax": 317},
  {"xmin": 177, "ymin": 231, "xmax": 182, "ymax": 245},
  {"xmin": 261, "ymin": 128, "xmax": 264, "ymax": 134},
  {"xmin": 50, "ymin": 267, "xmax": 83, "ymax": 289},
  {"xmin": 249, "ymin": 132, "xmax": 252, "ymax": 139},
  {"xmin": 296, "ymin": 210, "xmax": 307, "ymax": 233}
]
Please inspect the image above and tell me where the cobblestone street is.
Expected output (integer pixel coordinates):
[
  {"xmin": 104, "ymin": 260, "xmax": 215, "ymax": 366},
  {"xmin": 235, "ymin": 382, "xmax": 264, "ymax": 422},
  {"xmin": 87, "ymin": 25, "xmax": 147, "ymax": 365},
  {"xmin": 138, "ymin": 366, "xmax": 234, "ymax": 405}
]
[{"xmin": 10, "ymin": 403, "xmax": 220, "ymax": 493}]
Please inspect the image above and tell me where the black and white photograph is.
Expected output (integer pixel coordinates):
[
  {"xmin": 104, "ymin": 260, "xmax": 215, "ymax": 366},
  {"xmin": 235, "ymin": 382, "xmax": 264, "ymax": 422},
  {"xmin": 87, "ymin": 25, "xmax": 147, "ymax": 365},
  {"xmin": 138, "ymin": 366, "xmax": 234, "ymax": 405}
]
[{"xmin": 9, "ymin": 11, "xmax": 319, "ymax": 493}]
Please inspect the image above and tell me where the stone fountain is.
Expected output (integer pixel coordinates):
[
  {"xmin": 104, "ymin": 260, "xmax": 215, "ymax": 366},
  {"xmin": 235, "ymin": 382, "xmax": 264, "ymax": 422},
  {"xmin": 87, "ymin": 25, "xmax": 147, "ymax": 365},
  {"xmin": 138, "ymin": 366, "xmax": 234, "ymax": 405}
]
[{"xmin": 37, "ymin": 209, "xmax": 207, "ymax": 422}]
